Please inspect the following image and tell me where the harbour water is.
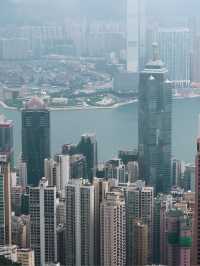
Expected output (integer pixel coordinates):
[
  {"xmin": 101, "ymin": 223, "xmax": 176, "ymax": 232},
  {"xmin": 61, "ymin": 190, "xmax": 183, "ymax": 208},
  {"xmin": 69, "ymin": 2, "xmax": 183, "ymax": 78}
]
[{"xmin": 1, "ymin": 97, "xmax": 200, "ymax": 164}]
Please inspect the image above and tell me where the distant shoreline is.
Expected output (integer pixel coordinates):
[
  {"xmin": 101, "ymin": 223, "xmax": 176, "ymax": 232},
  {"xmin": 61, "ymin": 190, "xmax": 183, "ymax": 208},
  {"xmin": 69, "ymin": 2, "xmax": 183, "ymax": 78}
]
[
  {"xmin": 49, "ymin": 99, "xmax": 137, "ymax": 111},
  {"xmin": 0, "ymin": 100, "xmax": 18, "ymax": 110},
  {"xmin": 0, "ymin": 95, "xmax": 200, "ymax": 112},
  {"xmin": 0, "ymin": 99, "xmax": 137, "ymax": 111}
]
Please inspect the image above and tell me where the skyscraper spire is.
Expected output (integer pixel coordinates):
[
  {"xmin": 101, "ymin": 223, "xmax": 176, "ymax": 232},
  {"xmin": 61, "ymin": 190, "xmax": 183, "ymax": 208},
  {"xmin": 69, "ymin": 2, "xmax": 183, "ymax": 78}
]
[{"xmin": 152, "ymin": 42, "xmax": 159, "ymax": 61}]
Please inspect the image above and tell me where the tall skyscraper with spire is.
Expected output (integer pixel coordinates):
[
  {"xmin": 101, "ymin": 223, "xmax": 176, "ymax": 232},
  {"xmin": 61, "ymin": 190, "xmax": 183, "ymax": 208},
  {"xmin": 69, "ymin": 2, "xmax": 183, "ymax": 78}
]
[
  {"xmin": 138, "ymin": 43, "xmax": 172, "ymax": 193},
  {"xmin": 22, "ymin": 96, "xmax": 50, "ymax": 186}
]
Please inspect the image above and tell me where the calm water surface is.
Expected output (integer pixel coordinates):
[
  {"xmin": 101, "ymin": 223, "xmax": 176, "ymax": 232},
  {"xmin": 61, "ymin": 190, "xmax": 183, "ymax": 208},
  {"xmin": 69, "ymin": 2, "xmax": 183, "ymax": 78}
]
[{"xmin": 1, "ymin": 98, "xmax": 199, "ymax": 164}]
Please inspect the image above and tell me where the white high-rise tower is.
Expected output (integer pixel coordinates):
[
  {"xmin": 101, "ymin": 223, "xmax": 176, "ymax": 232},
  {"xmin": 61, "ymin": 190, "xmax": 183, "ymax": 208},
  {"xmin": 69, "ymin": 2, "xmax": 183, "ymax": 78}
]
[{"xmin": 126, "ymin": 0, "xmax": 146, "ymax": 73}]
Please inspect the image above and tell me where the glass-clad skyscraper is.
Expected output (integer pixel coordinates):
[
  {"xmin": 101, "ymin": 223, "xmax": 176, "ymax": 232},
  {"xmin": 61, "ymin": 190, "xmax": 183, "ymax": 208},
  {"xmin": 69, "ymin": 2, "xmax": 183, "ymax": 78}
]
[
  {"xmin": 77, "ymin": 134, "xmax": 97, "ymax": 182},
  {"xmin": 138, "ymin": 44, "xmax": 172, "ymax": 193},
  {"xmin": 22, "ymin": 97, "xmax": 50, "ymax": 186},
  {"xmin": 0, "ymin": 115, "xmax": 14, "ymax": 166}
]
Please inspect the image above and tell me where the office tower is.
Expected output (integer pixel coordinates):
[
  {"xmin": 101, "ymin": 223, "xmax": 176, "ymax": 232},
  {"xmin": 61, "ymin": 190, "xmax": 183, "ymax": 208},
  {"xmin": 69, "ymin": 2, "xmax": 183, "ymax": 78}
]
[
  {"xmin": 127, "ymin": 161, "xmax": 139, "ymax": 183},
  {"xmin": 70, "ymin": 154, "xmax": 87, "ymax": 180},
  {"xmin": 12, "ymin": 215, "xmax": 30, "ymax": 249},
  {"xmin": 138, "ymin": 43, "xmax": 172, "ymax": 193},
  {"xmin": 172, "ymin": 159, "xmax": 183, "ymax": 187},
  {"xmin": 54, "ymin": 154, "xmax": 70, "ymax": 191},
  {"xmin": 45, "ymin": 154, "xmax": 86, "ymax": 189},
  {"xmin": 193, "ymin": 134, "xmax": 200, "ymax": 265},
  {"xmin": 65, "ymin": 179, "xmax": 94, "ymax": 266},
  {"xmin": 0, "ymin": 114, "xmax": 14, "ymax": 166},
  {"xmin": 158, "ymin": 28, "xmax": 191, "ymax": 86},
  {"xmin": 21, "ymin": 191, "xmax": 29, "ymax": 215},
  {"xmin": 191, "ymin": 35, "xmax": 200, "ymax": 84},
  {"xmin": 17, "ymin": 161, "xmax": 27, "ymax": 188},
  {"xmin": 126, "ymin": 180, "xmax": 154, "ymax": 265},
  {"xmin": 126, "ymin": 0, "xmax": 146, "ymax": 72},
  {"xmin": 77, "ymin": 134, "xmax": 97, "ymax": 182},
  {"xmin": 147, "ymin": 27, "xmax": 191, "ymax": 86},
  {"xmin": 44, "ymin": 158, "xmax": 56, "ymax": 186},
  {"xmin": 22, "ymin": 97, "xmax": 50, "ymax": 186},
  {"xmin": 153, "ymin": 195, "xmax": 162, "ymax": 264},
  {"xmin": 100, "ymin": 188, "xmax": 126, "ymax": 266},
  {"xmin": 183, "ymin": 163, "xmax": 195, "ymax": 192},
  {"xmin": 57, "ymin": 224, "xmax": 66, "ymax": 266},
  {"xmin": 62, "ymin": 144, "xmax": 78, "ymax": 155},
  {"xmin": 29, "ymin": 178, "xmax": 57, "ymax": 266},
  {"xmin": 133, "ymin": 220, "xmax": 148, "ymax": 266},
  {"xmin": 104, "ymin": 158, "xmax": 126, "ymax": 185},
  {"xmin": 0, "ymin": 158, "xmax": 11, "ymax": 246},
  {"xmin": 93, "ymin": 178, "xmax": 110, "ymax": 266},
  {"xmin": 17, "ymin": 249, "xmax": 35, "ymax": 266},
  {"xmin": 45, "ymin": 154, "xmax": 70, "ymax": 192},
  {"xmin": 118, "ymin": 149, "xmax": 138, "ymax": 165},
  {"xmin": 184, "ymin": 167, "xmax": 195, "ymax": 193},
  {"xmin": 11, "ymin": 186, "xmax": 23, "ymax": 215},
  {"xmin": 167, "ymin": 209, "xmax": 192, "ymax": 266},
  {"xmin": 160, "ymin": 195, "xmax": 173, "ymax": 265},
  {"xmin": 56, "ymin": 198, "xmax": 65, "ymax": 225},
  {"xmin": 118, "ymin": 150, "xmax": 139, "ymax": 183}
]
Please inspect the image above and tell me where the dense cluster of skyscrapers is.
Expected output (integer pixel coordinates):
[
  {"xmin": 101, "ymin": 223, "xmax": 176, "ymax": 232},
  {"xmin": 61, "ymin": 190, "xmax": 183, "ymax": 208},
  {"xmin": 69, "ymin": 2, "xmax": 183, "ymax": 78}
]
[
  {"xmin": 0, "ymin": 40, "xmax": 197, "ymax": 266},
  {"xmin": 2, "ymin": 0, "xmax": 200, "ymax": 266}
]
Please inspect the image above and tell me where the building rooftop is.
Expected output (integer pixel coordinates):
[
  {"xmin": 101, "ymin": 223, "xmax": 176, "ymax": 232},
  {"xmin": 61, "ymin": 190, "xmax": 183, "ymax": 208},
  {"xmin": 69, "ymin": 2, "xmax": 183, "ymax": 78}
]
[
  {"xmin": 25, "ymin": 96, "xmax": 47, "ymax": 110},
  {"xmin": 143, "ymin": 42, "xmax": 168, "ymax": 73},
  {"xmin": 158, "ymin": 27, "xmax": 190, "ymax": 33},
  {"xmin": 0, "ymin": 114, "xmax": 13, "ymax": 126}
]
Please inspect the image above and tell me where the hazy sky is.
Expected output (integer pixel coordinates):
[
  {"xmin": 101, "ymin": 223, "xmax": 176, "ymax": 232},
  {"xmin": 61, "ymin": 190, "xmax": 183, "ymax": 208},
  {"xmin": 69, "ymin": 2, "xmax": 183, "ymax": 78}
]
[{"xmin": 0, "ymin": 0, "xmax": 200, "ymax": 25}]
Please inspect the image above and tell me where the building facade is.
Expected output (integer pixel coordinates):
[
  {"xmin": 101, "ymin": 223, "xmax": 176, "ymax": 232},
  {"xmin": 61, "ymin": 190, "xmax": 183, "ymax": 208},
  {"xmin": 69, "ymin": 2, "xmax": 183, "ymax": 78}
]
[
  {"xmin": 0, "ymin": 158, "xmax": 11, "ymax": 246},
  {"xmin": 147, "ymin": 27, "xmax": 191, "ymax": 86},
  {"xmin": 65, "ymin": 179, "xmax": 94, "ymax": 266},
  {"xmin": 17, "ymin": 249, "xmax": 35, "ymax": 266},
  {"xmin": 45, "ymin": 154, "xmax": 70, "ymax": 192},
  {"xmin": 22, "ymin": 97, "xmax": 50, "ymax": 186},
  {"xmin": 100, "ymin": 189, "xmax": 126, "ymax": 266},
  {"xmin": 138, "ymin": 44, "xmax": 172, "ymax": 193},
  {"xmin": 126, "ymin": 0, "xmax": 146, "ymax": 72},
  {"xmin": 167, "ymin": 209, "xmax": 192, "ymax": 266},
  {"xmin": 158, "ymin": 28, "xmax": 190, "ymax": 85},
  {"xmin": 0, "ymin": 115, "xmax": 14, "ymax": 166},
  {"xmin": 29, "ymin": 178, "xmax": 57, "ymax": 266},
  {"xmin": 193, "ymin": 136, "xmax": 200, "ymax": 265},
  {"xmin": 93, "ymin": 178, "xmax": 110, "ymax": 266},
  {"xmin": 77, "ymin": 134, "xmax": 97, "ymax": 182},
  {"xmin": 126, "ymin": 180, "xmax": 154, "ymax": 265},
  {"xmin": 133, "ymin": 220, "xmax": 148, "ymax": 266}
]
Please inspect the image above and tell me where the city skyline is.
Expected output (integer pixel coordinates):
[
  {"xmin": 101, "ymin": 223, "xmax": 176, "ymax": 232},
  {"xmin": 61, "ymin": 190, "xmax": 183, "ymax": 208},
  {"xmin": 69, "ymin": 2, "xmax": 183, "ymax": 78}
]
[{"xmin": 0, "ymin": 1, "xmax": 200, "ymax": 266}]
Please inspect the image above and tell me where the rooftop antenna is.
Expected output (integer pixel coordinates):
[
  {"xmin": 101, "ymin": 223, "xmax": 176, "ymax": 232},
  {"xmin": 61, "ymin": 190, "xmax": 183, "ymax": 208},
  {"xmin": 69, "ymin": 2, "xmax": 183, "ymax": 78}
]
[{"xmin": 152, "ymin": 42, "xmax": 159, "ymax": 61}]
